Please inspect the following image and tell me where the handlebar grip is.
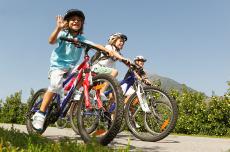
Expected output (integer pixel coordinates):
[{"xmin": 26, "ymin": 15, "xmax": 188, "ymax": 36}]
[
  {"xmin": 121, "ymin": 59, "xmax": 130, "ymax": 66},
  {"xmin": 60, "ymin": 37, "xmax": 74, "ymax": 42},
  {"xmin": 60, "ymin": 37, "xmax": 83, "ymax": 47},
  {"xmin": 121, "ymin": 59, "xmax": 139, "ymax": 69},
  {"xmin": 121, "ymin": 59, "xmax": 128, "ymax": 64},
  {"xmin": 141, "ymin": 78, "xmax": 152, "ymax": 86}
]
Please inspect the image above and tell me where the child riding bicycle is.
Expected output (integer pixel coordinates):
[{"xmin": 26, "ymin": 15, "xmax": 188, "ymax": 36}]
[
  {"xmin": 125, "ymin": 55, "xmax": 151, "ymax": 85},
  {"xmin": 92, "ymin": 32, "xmax": 127, "ymax": 76},
  {"xmin": 122, "ymin": 55, "xmax": 152, "ymax": 103},
  {"xmin": 32, "ymin": 9, "xmax": 130, "ymax": 131},
  {"xmin": 91, "ymin": 33, "xmax": 129, "ymax": 96}
]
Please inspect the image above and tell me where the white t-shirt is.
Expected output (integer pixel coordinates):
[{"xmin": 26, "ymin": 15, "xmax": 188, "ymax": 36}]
[{"xmin": 94, "ymin": 45, "xmax": 118, "ymax": 69}]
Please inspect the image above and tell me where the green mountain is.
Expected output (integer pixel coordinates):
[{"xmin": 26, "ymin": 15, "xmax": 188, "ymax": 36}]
[{"xmin": 149, "ymin": 74, "xmax": 196, "ymax": 93}]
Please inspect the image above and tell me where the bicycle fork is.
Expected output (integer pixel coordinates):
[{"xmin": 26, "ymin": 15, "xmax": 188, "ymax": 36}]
[
  {"xmin": 83, "ymin": 71, "xmax": 103, "ymax": 109},
  {"xmin": 83, "ymin": 71, "xmax": 92, "ymax": 109},
  {"xmin": 136, "ymin": 83, "xmax": 151, "ymax": 113}
]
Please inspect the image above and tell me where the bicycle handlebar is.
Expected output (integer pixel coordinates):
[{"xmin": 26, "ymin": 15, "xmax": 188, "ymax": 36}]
[
  {"xmin": 60, "ymin": 37, "xmax": 83, "ymax": 47},
  {"xmin": 121, "ymin": 59, "xmax": 154, "ymax": 86},
  {"xmin": 60, "ymin": 37, "xmax": 151, "ymax": 87},
  {"xmin": 121, "ymin": 59, "xmax": 139, "ymax": 70},
  {"xmin": 60, "ymin": 37, "xmax": 107, "ymax": 54}
]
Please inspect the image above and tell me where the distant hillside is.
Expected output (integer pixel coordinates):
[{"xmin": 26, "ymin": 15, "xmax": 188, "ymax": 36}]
[{"xmin": 149, "ymin": 74, "xmax": 196, "ymax": 93}]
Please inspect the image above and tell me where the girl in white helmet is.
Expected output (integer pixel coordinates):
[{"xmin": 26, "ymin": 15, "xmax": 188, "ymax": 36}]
[
  {"xmin": 92, "ymin": 33, "xmax": 128, "ymax": 75},
  {"xmin": 92, "ymin": 33, "xmax": 129, "ymax": 94}
]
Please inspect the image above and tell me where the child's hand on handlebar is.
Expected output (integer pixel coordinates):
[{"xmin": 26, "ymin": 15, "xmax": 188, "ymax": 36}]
[
  {"xmin": 72, "ymin": 38, "xmax": 79, "ymax": 46},
  {"xmin": 142, "ymin": 79, "xmax": 152, "ymax": 86},
  {"xmin": 121, "ymin": 58, "xmax": 131, "ymax": 65}
]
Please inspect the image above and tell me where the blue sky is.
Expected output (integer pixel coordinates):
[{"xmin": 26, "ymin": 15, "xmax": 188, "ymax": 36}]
[{"xmin": 0, "ymin": 0, "xmax": 230, "ymax": 101}]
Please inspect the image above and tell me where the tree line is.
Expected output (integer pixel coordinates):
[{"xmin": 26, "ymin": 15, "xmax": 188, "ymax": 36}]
[{"xmin": 0, "ymin": 83, "xmax": 230, "ymax": 136}]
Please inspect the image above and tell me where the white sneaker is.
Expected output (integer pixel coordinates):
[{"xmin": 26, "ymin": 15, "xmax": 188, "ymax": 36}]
[
  {"xmin": 32, "ymin": 112, "xmax": 45, "ymax": 131},
  {"xmin": 74, "ymin": 90, "xmax": 82, "ymax": 100}
]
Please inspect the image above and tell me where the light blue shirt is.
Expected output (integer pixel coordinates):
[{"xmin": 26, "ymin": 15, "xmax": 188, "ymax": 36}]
[{"xmin": 49, "ymin": 30, "xmax": 93, "ymax": 71}]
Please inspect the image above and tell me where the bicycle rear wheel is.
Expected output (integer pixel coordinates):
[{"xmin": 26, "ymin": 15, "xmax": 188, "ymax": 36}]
[
  {"xmin": 55, "ymin": 117, "xmax": 68, "ymax": 129},
  {"xmin": 76, "ymin": 74, "xmax": 124, "ymax": 146},
  {"xmin": 70, "ymin": 101, "xmax": 99, "ymax": 134},
  {"xmin": 125, "ymin": 86, "xmax": 178, "ymax": 141}
]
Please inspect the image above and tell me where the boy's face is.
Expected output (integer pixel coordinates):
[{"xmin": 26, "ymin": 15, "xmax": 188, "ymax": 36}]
[
  {"xmin": 68, "ymin": 16, "xmax": 83, "ymax": 31},
  {"xmin": 135, "ymin": 60, "xmax": 145, "ymax": 67},
  {"xmin": 114, "ymin": 38, "xmax": 125, "ymax": 50}
]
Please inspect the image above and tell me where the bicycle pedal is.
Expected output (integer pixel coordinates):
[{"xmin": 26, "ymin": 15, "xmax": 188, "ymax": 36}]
[{"xmin": 93, "ymin": 129, "xmax": 107, "ymax": 136}]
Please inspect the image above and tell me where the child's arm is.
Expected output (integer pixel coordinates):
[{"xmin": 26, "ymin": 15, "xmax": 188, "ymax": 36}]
[
  {"xmin": 49, "ymin": 16, "xmax": 67, "ymax": 44},
  {"xmin": 93, "ymin": 44, "xmax": 128, "ymax": 61},
  {"xmin": 134, "ymin": 69, "xmax": 152, "ymax": 85},
  {"xmin": 143, "ymin": 77, "xmax": 152, "ymax": 85},
  {"xmin": 133, "ymin": 71, "xmax": 142, "ymax": 80},
  {"xmin": 142, "ymin": 73, "xmax": 152, "ymax": 85}
]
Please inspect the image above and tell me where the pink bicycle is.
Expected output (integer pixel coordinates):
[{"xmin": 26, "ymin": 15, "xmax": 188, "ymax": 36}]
[{"xmin": 26, "ymin": 37, "xmax": 124, "ymax": 145}]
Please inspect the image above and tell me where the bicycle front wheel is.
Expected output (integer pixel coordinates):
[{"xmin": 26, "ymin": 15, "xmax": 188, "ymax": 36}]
[
  {"xmin": 76, "ymin": 74, "xmax": 124, "ymax": 146},
  {"xmin": 26, "ymin": 88, "xmax": 48, "ymax": 135},
  {"xmin": 125, "ymin": 86, "xmax": 178, "ymax": 142}
]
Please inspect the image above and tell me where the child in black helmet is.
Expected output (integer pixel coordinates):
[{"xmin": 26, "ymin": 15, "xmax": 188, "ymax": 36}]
[{"xmin": 32, "ymin": 9, "xmax": 129, "ymax": 131}]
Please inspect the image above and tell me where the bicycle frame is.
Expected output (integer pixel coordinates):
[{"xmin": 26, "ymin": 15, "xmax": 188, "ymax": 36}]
[
  {"xmin": 59, "ymin": 54, "xmax": 92, "ymax": 117},
  {"xmin": 104, "ymin": 67, "xmax": 151, "ymax": 112},
  {"xmin": 57, "ymin": 49, "xmax": 104, "ymax": 117},
  {"xmin": 31, "ymin": 43, "xmax": 104, "ymax": 119}
]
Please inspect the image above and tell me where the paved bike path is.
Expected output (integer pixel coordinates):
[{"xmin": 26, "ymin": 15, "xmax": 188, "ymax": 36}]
[{"xmin": 0, "ymin": 123, "xmax": 230, "ymax": 152}]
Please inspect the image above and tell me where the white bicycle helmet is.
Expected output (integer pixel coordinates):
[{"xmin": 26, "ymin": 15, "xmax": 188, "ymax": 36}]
[
  {"xmin": 134, "ymin": 55, "xmax": 147, "ymax": 62},
  {"xmin": 108, "ymin": 33, "xmax": 127, "ymax": 44}
]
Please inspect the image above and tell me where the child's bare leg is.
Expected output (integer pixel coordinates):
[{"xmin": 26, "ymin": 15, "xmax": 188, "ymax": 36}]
[
  {"xmin": 100, "ymin": 69, "xmax": 118, "ymax": 94},
  {"xmin": 40, "ymin": 91, "xmax": 55, "ymax": 112},
  {"xmin": 124, "ymin": 95, "xmax": 130, "ymax": 104}
]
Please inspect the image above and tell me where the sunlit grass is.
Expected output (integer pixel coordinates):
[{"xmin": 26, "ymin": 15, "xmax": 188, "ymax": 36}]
[{"xmin": 0, "ymin": 126, "xmax": 130, "ymax": 152}]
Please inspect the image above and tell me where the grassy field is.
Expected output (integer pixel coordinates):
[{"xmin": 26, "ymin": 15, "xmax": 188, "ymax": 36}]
[{"xmin": 0, "ymin": 126, "xmax": 129, "ymax": 152}]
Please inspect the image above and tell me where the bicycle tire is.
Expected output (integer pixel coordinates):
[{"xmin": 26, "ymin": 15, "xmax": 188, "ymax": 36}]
[
  {"xmin": 55, "ymin": 117, "xmax": 68, "ymax": 129},
  {"xmin": 70, "ymin": 102, "xmax": 99, "ymax": 134},
  {"xmin": 26, "ymin": 88, "xmax": 49, "ymax": 135},
  {"xmin": 77, "ymin": 74, "xmax": 124, "ymax": 146},
  {"xmin": 118, "ymin": 103, "xmax": 128, "ymax": 133},
  {"xmin": 118, "ymin": 118, "xmax": 127, "ymax": 133},
  {"xmin": 125, "ymin": 86, "xmax": 178, "ymax": 141}
]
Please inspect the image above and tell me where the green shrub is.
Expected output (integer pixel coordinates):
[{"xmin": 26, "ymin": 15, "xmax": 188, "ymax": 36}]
[
  {"xmin": 172, "ymin": 87, "xmax": 230, "ymax": 136},
  {"xmin": 173, "ymin": 88, "xmax": 207, "ymax": 134},
  {"xmin": 1, "ymin": 84, "xmax": 230, "ymax": 137},
  {"xmin": 0, "ymin": 91, "xmax": 27, "ymax": 124}
]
